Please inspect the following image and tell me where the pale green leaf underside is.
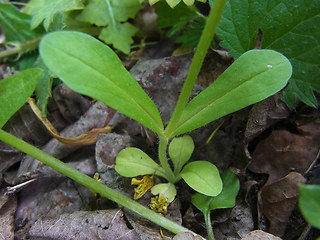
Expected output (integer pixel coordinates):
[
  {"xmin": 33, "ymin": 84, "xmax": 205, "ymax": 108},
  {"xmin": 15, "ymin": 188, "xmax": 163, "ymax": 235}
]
[
  {"xmin": 151, "ymin": 183, "xmax": 177, "ymax": 202},
  {"xmin": 168, "ymin": 135, "xmax": 194, "ymax": 174},
  {"xmin": 299, "ymin": 184, "xmax": 320, "ymax": 229},
  {"xmin": 181, "ymin": 161, "xmax": 222, "ymax": 196},
  {"xmin": 24, "ymin": 0, "xmax": 84, "ymax": 31},
  {"xmin": 39, "ymin": 31, "xmax": 163, "ymax": 135},
  {"xmin": 216, "ymin": 0, "xmax": 320, "ymax": 107},
  {"xmin": 115, "ymin": 148, "xmax": 167, "ymax": 178},
  {"xmin": 0, "ymin": 68, "xmax": 43, "ymax": 128},
  {"xmin": 192, "ymin": 169, "xmax": 239, "ymax": 213},
  {"xmin": 172, "ymin": 49, "xmax": 292, "ymax": 136},
  {"xmin": 76, "ymin": 0, "xmax": 141, "ymax": 54}
]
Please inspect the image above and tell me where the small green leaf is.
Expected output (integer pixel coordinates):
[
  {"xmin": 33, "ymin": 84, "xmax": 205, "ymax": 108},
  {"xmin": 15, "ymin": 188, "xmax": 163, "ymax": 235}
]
[
  {"xmin": 192, "ymin": 169, "xmax": 240, "ymax": 213},
  {"xmin": 24, "ymin": 0, "xmax": 84, "ymax": 31},
  {"xmin": 99, "ymin": 22, "xmax": 138, "ymax": 55},
  {"xmin": 39, "ymin": 31, "xmax": 164, "ymax": 135},
  {"xmin": 172, "ymin": 49, "xmax": 292, "ymax": 136},
  {"xmin": 181, "ymin": 161, "xmax": 222, "ymax": 196},
  {"xmin": 0, "ymin": 68, "xmax": 43, "ymax": 128},
  {"xmin": 299, "ymin": 184, "xmax": 320, "ymax": 229},
  {"xmin": 115, "ymin": 148, "xmax": 167, "ymax": 179},
  {"xmin": 151, "ymin": 183, "xmax": 177, "ymax": 203},
  {"xmin": 76, "ymin": 0, "xmax": 141, "ymax": 54},
  {"xmin": 0, "ymin": 3, "xmax": 40, "ymax": 42},
  {"xmin": 168, "ymin": 135, "xmax": 194, "ymax": 174}
]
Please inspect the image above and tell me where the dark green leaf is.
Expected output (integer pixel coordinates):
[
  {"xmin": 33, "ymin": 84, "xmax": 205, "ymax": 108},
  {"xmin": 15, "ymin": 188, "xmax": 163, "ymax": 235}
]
[
  {"xmin": 156, "ymin": 1, "xmax": 198, "ymax": 37},
  {"xmin": 115, "ymin": 148, "xmax": 167, "ymax": 179},
  {"xmin": 34, "ymin": 57, "xmax": 52, "ymax": 116},
  {"xmin": 0, "ymin": 3, "xmax": 38, "ymax": 42},
  {"xmin": 192, "ymin": 169, "xmax": 240, "ymax": 213},
  {"xmin": 172, "ymin": 49, "xmax": 292, "ymax": 136},
  {"xmin": 217, "ymin": 0, "xmax": 320, "ymax": 107},
  {"xmin": 299, "ymin": 184, "xmax": 320, "ymax": 229},
  {"xmin": 39, "ymin": 31, "xmax": 164, "ymax": 135},
  {"xmin": 181, "ymin": 161, "xmax": 222, "ymax": 196},
  {"xmin": 0, "ymin": 68, "xmax": 43, "ymax": 128}
]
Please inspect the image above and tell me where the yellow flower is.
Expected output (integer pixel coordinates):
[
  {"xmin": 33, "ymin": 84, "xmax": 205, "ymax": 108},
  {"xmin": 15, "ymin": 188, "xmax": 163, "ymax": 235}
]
[
  {"xmin": 149, "ymin": 193, "xmax": 168, "ymax": 214},
  {"xmin": 92, "ymin": 173, "xmax": 102, "ymax": 199},
  {"xmin": 131, "ymin": 175, "xmax": 154, "ymax": 200}
]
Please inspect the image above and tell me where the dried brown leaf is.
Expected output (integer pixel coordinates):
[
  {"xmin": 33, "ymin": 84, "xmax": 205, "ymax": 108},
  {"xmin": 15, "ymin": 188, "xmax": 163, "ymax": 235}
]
[
  {"xmin": 28, "ymin": 98, "xmax": 112, "ymax": 146},
  {"xmin": 249, "ymin": 121, "xmax": 320, "ymax": 185},
  {"xmin": 29, "ymin": 209, "xmax": 140, "ymax": 240},
  {"xmin": 241, "ymin": 230, "xmax": 282, "ymax": 240},
  {"xmin": 260, "ymin": 172, "xmax": 306, "ymax": 237}
]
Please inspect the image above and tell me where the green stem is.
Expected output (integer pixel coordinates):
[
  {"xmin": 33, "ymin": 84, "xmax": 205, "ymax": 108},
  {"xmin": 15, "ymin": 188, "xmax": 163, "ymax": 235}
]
[
  {"xmin": 204, "ymin": 210, "xmax": 215, "ymax": 240},
  {"xmin": 158, "ymin": 136, "xmax": 176, "ymax": 183},
  {"xmin": 0, "ymin": 129, "xmax": 192, "ymax": 235},
  {"xmin": 164, "ymin": 0, "xmax": 227, "ymax": 138},
  {"xmin": 0, "ymin": 37, "xmax": 41, "ymax": 60}
]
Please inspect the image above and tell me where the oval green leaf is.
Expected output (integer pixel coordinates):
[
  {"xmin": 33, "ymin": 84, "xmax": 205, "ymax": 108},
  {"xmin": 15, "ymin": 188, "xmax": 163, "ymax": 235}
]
[
  {"xmin": 172, "ymin": 49, "xmax": 292, "ymax": 136},
  {"xmin": 299, "ymin": 184, "xmax": 320, "ymax": 229},
  {"xmin": 151, "ymin": 183, "xmax": 177, "ymax": 203},
  {"xmin": 168, "ymin": 135, "xmax": 194, "ymax": 174},
  {"xmin": 192, "ymin": 169, "xmax": 240, "ymax": 213},
  {"xmin": 115, "ymin": 147, "xmax": 167, "ymax": 179},
  {"xmin": 0, "ymin": 68, "xmax": 43, "ymax": 128},
  {"xmin": 39, "ymin": 31, "xmax": 164, "ymax": 135},
  {"xmin": 181, "ymin": 161, "xmax": 222, "ymax": 196}
]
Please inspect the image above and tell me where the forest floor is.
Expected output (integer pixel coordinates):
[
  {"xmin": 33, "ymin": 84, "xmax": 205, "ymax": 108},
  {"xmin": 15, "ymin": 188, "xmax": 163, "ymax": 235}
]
[{"xmin": 0, "ymin": 37, "xmax": 320, "ymax": 240}]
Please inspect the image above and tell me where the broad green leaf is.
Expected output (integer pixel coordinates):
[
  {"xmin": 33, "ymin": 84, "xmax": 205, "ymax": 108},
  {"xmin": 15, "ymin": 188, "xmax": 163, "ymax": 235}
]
[
  {"xmin": 299, "ymin": 184, "xmax": 320, "ymax": 229},
  {"xmin": 76, "ymin": 0, "xmax": 141, "ymax": 54},
  {"xmin": 0, "ymin": 68, "xmax": 43, "ymax": 128},
  {"xmin": 217, "ymin": 0, "xmax": 320, "ymax": 107},
  {"xmin": 168, "ymin": 135, "xmax": 194, "ymax": 174},
  {"xmin": 151, "ymin": 183, "xmax": 177, "ymax": 202},
  {"xmin": 39, "ymin": 31, "xmax": 164, "ymax": 135},
  {"xmin": 192, "ymin": 169, "xmax": 240, "ymax": 213},
  {"xmin": 24, "ymin": 0, "xmax": 84, "ymax": 31},
  {"xmin": 181, "ymin": 161, "xmax": 222, "ymax": 196},
  {"xmin": 172, "ymin": 49, "xmax": 292, "ymax": 136},
  {"xmin": 0, "ymin": 3, "xmax": 40, "ymax": 42},
  {"xmin": 115, "ymin": 148, "xmax": 167, "ymax": 179}
]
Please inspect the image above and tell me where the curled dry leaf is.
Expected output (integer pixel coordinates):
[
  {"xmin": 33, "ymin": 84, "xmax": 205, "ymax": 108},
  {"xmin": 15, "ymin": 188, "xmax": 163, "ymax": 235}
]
[
  {"xmin": 241, "ymin": 230, "xmax": 282, "ymax": 240},
  {"xmin": 261, "ymin": 172, "xmax": 306, "ymax": 237},
  {"xmin": 28, "ymin": 98, "xmax": 112, "ymax": 146}
]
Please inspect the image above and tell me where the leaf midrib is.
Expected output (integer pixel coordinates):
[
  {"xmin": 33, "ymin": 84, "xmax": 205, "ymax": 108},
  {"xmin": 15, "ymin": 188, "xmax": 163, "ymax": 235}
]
[
  {"xmin": 175, "ymin": 65, "xmax": 277, "ymax": 133},
  {"xmin": 50, "ymin": 44, "xmax": 163, "ymax": 132}
]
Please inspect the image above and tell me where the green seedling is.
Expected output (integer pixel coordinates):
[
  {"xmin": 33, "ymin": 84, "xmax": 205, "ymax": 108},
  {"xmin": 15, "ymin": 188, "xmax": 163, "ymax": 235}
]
[
  {"xmin": 0, "ymin": 0, "xmax": 293, "ymax": 237},
  {"xmin": 192, "ymin": 169, "xmax": 240, "ymax": 240}
]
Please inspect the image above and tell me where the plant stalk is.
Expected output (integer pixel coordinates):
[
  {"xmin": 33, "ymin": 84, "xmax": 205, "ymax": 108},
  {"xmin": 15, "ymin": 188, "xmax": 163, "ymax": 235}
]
[
  {"xmin": 164, "ymin": 0, "xmax": 227, "ymax": 138},
  {"xmin": 158, "ymin": 136, "xmax": 176, "ymax": 183},
  {"xmin": 204, "ymin": 210, "xmax": 215, "ymax": 240},
  {"xmin": 0, "ymin": 129, "xmax": 192, "ymax": 235},
  {"xmin": 0, "ymin": 37, "xmax": 41, "ymax": 60}
]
